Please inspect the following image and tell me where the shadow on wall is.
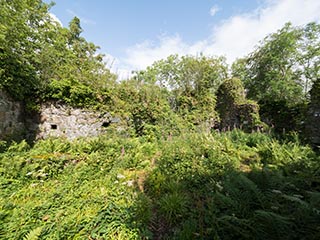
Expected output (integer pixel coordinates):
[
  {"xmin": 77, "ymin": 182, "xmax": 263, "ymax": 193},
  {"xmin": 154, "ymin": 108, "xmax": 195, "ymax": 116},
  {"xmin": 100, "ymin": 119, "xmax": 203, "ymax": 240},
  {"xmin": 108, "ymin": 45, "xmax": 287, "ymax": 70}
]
[{"xmin": 0, "ymin": 90, "xmax": 36, "ymax": 142}]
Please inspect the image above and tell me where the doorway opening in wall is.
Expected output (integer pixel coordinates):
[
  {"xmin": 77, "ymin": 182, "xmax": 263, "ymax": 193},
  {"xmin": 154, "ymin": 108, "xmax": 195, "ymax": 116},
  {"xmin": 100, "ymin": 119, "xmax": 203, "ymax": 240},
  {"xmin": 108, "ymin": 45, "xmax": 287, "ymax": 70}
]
[
  {"xmin": 102, "ymin": 122, "xmax": 110, "ymax": 128},
  {"xmin": 51, "ymin": 124, "xmax": 57, "ymax": 130}
]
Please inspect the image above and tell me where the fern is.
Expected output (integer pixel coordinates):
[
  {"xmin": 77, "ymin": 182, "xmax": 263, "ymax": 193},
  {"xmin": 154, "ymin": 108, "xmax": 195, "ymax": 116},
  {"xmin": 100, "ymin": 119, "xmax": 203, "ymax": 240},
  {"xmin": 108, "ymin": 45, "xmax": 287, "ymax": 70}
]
[
  {"xmin": 23, "ymin": 227, "xmax": 43, "ymax": 240},
  {"xmin": 221, "ymin": 173, "xmax": 267, "ymax": 217},
  {"xmin": 217, "ymin": 215, "xmax": 254, "ymax": 239},
  {"xmin": 1, "ymin": 130, "xmax": 319, "ymax": 239},
  {"xmin": 253, "ymin": 210, "xmax": 293, "ymax": 239}
]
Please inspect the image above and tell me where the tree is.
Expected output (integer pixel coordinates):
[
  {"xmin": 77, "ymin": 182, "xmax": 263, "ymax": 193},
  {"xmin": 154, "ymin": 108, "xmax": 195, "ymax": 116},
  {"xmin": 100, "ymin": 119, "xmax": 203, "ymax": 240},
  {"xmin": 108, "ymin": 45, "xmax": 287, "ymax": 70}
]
[
  {"xmin": 242, "ymin": 23, "xmax": 303, "ymax": 104},
  {"xmin": 0, "ymin": 0, "xmax": 54, "ymax": 100},
  {"xmin": 234, "ymin": 22, "xmax": 320, "ymax": 105},
  {"xmin": 0, "ymin": 0, "xmax": 116, "ymax": 107},
  {"xmin": 48, "ymin": 17, "xmax": 116, "ymax": 91},
  {"xmin": 298, "ymin": 22, "xmax": 320, "ymax": 95},
  {"xmin": 136, "ymin": 54, "xmax": 227, "ymax": 94},
  {"xmin": 231, "ymin": 22, "xmax": 320, "ymax": 134},
  {"xmin": 68, "ymin": 16, "xmax": 82, "ymax": 44},
  {"xmin": 134, "ymin": 55, "xmax": 228, "ymax": 126}
]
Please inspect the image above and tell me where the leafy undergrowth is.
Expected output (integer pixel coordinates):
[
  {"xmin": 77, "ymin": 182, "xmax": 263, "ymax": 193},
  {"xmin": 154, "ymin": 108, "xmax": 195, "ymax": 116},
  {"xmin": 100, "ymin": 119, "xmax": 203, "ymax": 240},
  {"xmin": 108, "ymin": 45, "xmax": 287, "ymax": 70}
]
[{"xmin": 0, "ymin": 130, "xmax": 319, "ymax": 239}]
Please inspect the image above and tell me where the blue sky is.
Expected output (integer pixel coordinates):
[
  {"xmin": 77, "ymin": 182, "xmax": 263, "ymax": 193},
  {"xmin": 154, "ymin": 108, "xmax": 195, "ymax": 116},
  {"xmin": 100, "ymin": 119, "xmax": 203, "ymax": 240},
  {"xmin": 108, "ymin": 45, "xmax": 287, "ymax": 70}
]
[{"xmin": 47, "ymin": 0, "xmax": 320, "ymax": 78}]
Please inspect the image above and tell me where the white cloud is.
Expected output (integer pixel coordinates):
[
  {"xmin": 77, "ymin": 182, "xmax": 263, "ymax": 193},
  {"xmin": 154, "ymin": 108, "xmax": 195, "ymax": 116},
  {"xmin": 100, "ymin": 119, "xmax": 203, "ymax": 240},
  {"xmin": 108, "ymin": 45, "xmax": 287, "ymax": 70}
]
[
  {"xmin": 119, "ymin": 0, "xmax": 320, "ymax": 74},
  {"xmin": 210, "ymin": 5, "xmax": 220, "ymax": 17},
  {"xmin": 103, "ymin": 53, "xmax": 134, "ymax": 80},
  {"xmin": 49, "ymin": 13, "xmax": 63, "ymax": 26},
  {"xmin": 67, "ymin": 9, "xmax": 96, "ymax": 25},
  {"xmin": 207, "ymin": 0, "xmax": 320, "ymax": 62},
  {"xmin": 123, "ymin": 35, "xmax": 204, "ymax": 70}
]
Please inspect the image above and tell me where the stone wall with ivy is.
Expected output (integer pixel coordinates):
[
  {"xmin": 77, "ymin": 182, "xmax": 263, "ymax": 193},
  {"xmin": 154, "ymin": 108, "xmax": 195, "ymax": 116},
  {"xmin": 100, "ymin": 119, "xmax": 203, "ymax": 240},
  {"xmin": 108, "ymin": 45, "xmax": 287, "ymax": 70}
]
[
  {"xmin": 27, "ymin": 103, "xmax": 120, "ymax": 140},
  {"xmin": 0, "ymin": 90, "xmax": 121, "ymax": 141},
  {"xmin": 216, "ymin": 78, "xmax": 262, "ymax": 132}
]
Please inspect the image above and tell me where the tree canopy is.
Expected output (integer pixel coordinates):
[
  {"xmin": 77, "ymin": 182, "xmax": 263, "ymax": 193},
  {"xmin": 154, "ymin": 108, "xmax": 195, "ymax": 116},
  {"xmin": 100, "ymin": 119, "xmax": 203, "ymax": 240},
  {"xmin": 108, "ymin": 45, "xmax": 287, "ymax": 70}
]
[
  {"xmin": 233, "ymin": 22, "xmax": 320, "ymax": 105},
  {"xmin": 232, "ymin": 22, "xmax": 320, "ymax": 134},
  {"xmin": 0, "ymin": 0, "xmax": 116, "ymax": 107},
  {"xmin": 134, "ymin": 55, "xmax": 228, "ymax": 126}
]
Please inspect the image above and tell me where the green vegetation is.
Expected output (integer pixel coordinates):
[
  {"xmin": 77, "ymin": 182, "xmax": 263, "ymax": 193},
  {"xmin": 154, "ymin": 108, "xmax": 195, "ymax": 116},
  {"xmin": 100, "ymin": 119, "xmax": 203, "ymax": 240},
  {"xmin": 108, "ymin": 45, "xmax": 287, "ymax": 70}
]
[
  {"xmin": 0, "ymin": 131, "xmax": 319, "ymax": 239},
  {"xmin": 0, "ymin": 0, "xmax": 319, "ymax": 239},
  {"xmin": 232, "ymin": 22, "xmax": 320, "ymax": 134},
  {"xmin": 1, "ymin": 0, "xmax": 319, "ymax": 134},
  {"xmin": 0, "ymin": 0, "xmax": 116, "ymax": 109},
  {"xmin": 216, "ymin": 78, "xmax": 263, "ymax": 131},
  {"xmin": 134, "ymin": 54, "xmax": 228, "ymax": 127}
]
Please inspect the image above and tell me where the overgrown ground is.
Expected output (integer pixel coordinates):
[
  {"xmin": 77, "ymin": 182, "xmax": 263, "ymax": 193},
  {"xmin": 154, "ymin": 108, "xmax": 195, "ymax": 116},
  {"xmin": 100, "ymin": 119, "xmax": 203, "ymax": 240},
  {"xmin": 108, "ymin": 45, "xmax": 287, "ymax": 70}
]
[{"xmin": 0, "ymin": 130, "xmax": 319, "ymax": 239}]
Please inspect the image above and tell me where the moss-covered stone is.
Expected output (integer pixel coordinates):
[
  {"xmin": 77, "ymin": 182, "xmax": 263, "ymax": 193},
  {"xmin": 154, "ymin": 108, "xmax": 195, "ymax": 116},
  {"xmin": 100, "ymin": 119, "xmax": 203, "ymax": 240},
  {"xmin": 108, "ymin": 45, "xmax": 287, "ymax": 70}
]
[{"xmin": 216, "ymin": 78, "xmax": 263, "ymax": 132}]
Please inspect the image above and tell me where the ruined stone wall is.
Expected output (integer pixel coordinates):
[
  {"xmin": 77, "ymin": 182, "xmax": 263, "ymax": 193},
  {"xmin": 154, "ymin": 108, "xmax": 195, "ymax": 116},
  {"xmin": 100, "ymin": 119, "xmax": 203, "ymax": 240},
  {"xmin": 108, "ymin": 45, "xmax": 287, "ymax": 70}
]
[
  {"xmin": 0, "ymin": 90, "xmax": 25, "ymax": 139},
  {"xmin": 306, "ymin": 106, "xmax": 320, "ymax": 147},
  {"xmin": 31, "ymin": 103, "xmax": 118, "ymax": 140},
  {"xmin": 306, "ymin": 78, "xmax": 320, "ymax": 147},
  {"xmin": 1, "ymin": 90, "xmax": 119, "ymax": 141},
  {"xmin": 0, "ymin": 91, "xmax": 120, "ymax": 140},
  {"xmin": 216, "ymin": 78, "xmax": 262, "ymax": 132}
]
